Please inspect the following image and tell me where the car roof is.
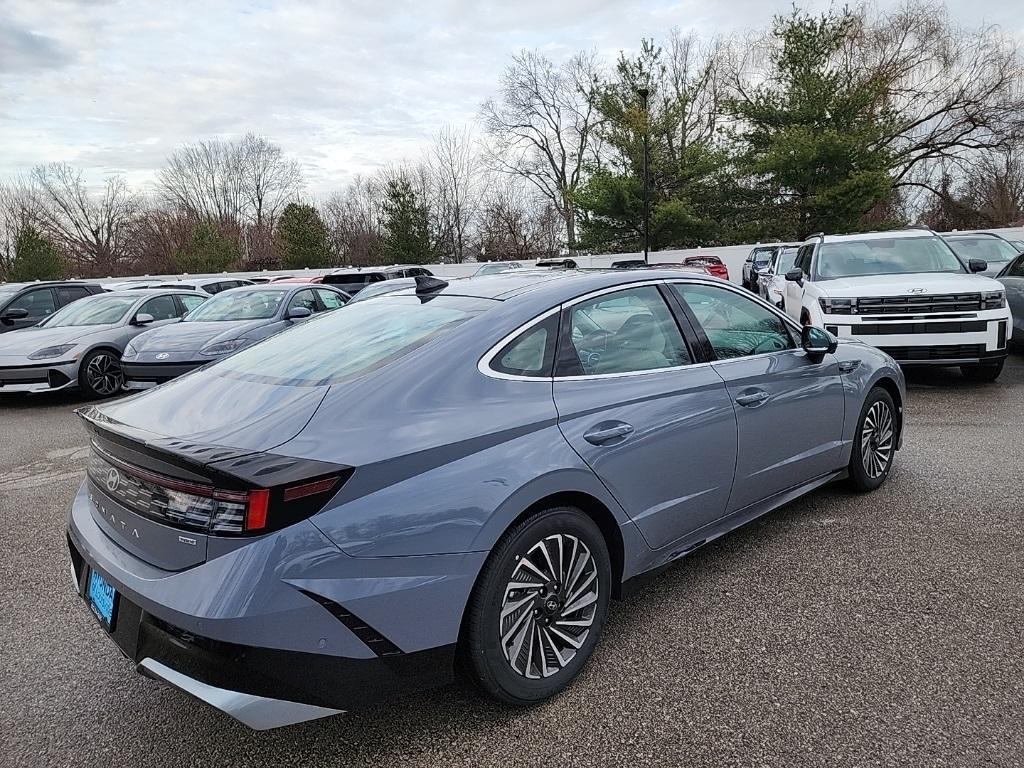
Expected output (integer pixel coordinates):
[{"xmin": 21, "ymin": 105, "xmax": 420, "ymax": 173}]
[
  {"xmin": 386, "ymin": 268, "xmax": 730, "ymax": 303},
  {"xmin": 102, "ymin": 288, "xmax": 204, "ymax": 298},
  {"xmin": 818, "ymin": 229, "xmax": 940, "ymax": 244},
  {"xmin": 0, "ymin": 280, "xmax": 99, "ymax": 290}
]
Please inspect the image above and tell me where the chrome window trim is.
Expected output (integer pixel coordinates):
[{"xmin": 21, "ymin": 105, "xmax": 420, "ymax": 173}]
[{"xmin": 478, "ymin": 277, "xmax": 813, "ymax": 382}]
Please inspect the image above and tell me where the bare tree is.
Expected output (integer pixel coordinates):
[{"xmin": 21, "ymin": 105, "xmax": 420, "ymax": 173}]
[
  {"xmin": 481, "ymin": 50, "xmax": 601, "ymax": 253},
  {"xmin": 0, "ymin": 182, "xmax": 36, "ymax": 278},
  {"xmin": 479, "ymin": 177, "xmax": 560, "ymax": 261},
  {"xmin": 157, "ymin": 133, "xmax": 302, "ymax": 227},
  {"xmin": 321, "ymin": 175, "xmax": 385, "ymax": 266},
  {"xmin": 26, "ymin": 164, "xmax": 138, "ymax": 276},
  {"xmin": 427, "ymin": 125, "xmax": 485, "ymax": 263}
]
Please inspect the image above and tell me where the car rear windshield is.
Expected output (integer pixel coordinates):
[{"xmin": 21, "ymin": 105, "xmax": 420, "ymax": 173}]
[
  {"xmin": 184, "ymin": 289, "xmax": 287, "ymax": 321},
  {"xmin": 816, "ymin": 236, "xmax": 965, "ymax": 279},
  {"xmin": 212, "ymin": 294, "xmax": 493, "ymax": 385},
  {"xmin": 945, "ymin": 236, "xmax": 1019, "ymax": 264},
  {"xmin": 40, "ymin": 295, "xmax": 136, "ymax": 327}
]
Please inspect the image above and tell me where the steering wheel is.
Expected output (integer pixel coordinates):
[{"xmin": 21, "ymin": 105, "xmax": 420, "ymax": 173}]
[{"xmin": 750, "ymin": 335, "xmax": 789, "ymax": 355}]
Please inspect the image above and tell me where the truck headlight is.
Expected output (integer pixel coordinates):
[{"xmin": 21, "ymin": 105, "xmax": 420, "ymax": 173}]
[
  {"xmin": 982, "ymin": 291, "xmax": 1006, "ymax": 310},
  {"xmin": 819, "ymin": 298, "xmax": 855, "ymax": 315}
]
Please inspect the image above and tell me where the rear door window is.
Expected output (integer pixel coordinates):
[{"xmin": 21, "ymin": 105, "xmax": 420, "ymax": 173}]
[
  {"xmin": 56, "ymin": 286, "xmax": 91, "ymax": 305},
  {"xmin": 177, "ymin": 294, "xmax": 206, "ymax": 314},
  {"xmin": 314, "ymin": 288, "xmax": 347, "ymax": 310}
]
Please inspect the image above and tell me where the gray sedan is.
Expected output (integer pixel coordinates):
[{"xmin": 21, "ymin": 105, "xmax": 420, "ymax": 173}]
[
  {"xmin": 0, "ymin": 289, "xmax": 205, "ymax": 397},
  {"xmin": 121, "ymin": 283, "xmax": 349, "ymax": 390}
]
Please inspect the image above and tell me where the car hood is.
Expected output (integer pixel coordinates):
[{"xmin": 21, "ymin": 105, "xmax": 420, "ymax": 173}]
[
  {"xmin": 0, "ymin": 324, "xmax": 118, "ymax": 355},
  {"xmin": 92, "ymin": 366, "xmax": 329, "ymax": 453},
  {"xmin": 130, "ymin": 319, "xmax": 271, "ymax": 354},
  {"xmin": 816, "ymin": 272, "xmax": 1004, "ymax": 297}
]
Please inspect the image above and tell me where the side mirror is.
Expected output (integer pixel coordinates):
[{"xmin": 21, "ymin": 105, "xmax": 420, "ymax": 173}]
[
  {"xmin": 287, "ymin": 306, "xmax": 312, "ymax": 320},
  {"xmin": 784, "ymin": 268, "xmax": 804, "ymax": 286},
  {"xmin": 968, "ymin": 258, "xmax": 988, "ymax": 273},
  {"xmin": 801, "ymin": 325, "xmax": 838, "ymax": 359},
  {"xmin": 2, "ymin": 307, "xmax": 29, "ymax": 322},
  {"xmin": 132, "ymin": 313, "xmax": 155, "ymax": 326}
]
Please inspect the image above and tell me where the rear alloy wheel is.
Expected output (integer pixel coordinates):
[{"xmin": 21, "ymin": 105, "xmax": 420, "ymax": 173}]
[
  {"xmin": 849, "ymin": 387, "xmax": 896, "ymax": 491},
  {"xmin": 80, "ymin": 349, "xmax": 124, "ymax": 398},
  {"xmin": 960, "ymin": 361, "xmax": 1003, "ymax": 383},
  {"xmin": 462, "ymin": 508, "xmax": 610, "ymax": 705}
]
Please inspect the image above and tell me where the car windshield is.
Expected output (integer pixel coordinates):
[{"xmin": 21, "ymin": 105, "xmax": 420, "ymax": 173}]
[
  {"xmin": 946, "ymin": 236, "xmax": 1019, "ymax": 264},
  {"xmin": 816, "ymin": 236, "xmax": 965, "ymax": 279},
  {"xmin": 213, "ymin": 295, "xmax": 492, "ymax": 386},
  {"xmin": 184, "ymin": 289, "xmax": 286, "ymax": 321},
  {"xmin": 39, "ymin": 295, "xmax": 136, "ymax": 327}
]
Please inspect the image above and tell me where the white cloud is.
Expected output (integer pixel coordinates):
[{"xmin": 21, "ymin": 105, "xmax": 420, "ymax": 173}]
[{"xmin": 1, "ymin": 0, "xmax": 1020, "ymax": 196}]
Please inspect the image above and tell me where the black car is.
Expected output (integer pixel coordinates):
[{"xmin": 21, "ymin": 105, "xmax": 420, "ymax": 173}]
[
  {"xmin": 535, "ymin": 258, "xmax": 578, "ymax": 269},
  {"xmin": 0, "ymin": 281, "xmax": 106, "ymax": 333},
  {"xmin": 321, "ymin": 265, "xmax": 433, "ymax": 295}
]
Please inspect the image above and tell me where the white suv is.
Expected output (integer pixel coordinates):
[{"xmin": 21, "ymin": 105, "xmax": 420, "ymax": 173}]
[{"xmin": 783, "ymin": 229, "xmax": 1012, "ymax": 381}]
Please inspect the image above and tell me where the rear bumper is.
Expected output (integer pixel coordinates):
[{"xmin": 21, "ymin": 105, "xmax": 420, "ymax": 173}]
[
  {"xmin": 66, "ymin": 480, "xmax": 482, "ymax": 728},
  {"xmin": 0, "ymin": 360, "xmax": 78, "ymax": 393},
  {"xmin": 122, "ymin": 360, "xmax": 202, "ymax": 388}
]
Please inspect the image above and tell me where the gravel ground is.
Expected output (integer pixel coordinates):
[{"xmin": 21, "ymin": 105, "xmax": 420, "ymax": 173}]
[{"xmin": 1, "ymin": 355, "xmax": 1022, "ymax": 768}]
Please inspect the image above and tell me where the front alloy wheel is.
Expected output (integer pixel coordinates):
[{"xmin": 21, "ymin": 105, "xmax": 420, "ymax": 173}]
[
  {"xmin": 80, "ymin": 350, "xmax": 124, "ymax": 398},
  {"xmin": 849, "ymin": 387, "xmax": 896, "ymax": 491},
  {"xmin": 463, "ymin": 508, "xmax": 610, "ymax": 705}
]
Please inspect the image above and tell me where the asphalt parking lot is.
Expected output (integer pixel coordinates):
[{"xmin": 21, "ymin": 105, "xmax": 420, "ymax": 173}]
[{"xmin": 2, "ymin": 354, "xmax": 1022, "ymax": 768}]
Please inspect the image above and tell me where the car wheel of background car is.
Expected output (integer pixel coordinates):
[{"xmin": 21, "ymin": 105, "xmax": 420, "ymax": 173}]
[
  {"xmin": 848, "ymin": 387, "xmax": 897, "ymax": 492},
  {"xmin": 461, "ymin": 507, "xmax": 611, "ymax": 706},
  {"xmin": 79, "ymin": 349, "xmax": 124, "ymax": 398},
  {"xmin": 960, "ymin": 361, "xmax": 1004, "ymax": 383}
]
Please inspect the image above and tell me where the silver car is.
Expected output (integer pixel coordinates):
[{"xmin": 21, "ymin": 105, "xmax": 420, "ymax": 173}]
[
  {"xmin": 996, "ymin": 252, "xmax": 1024, "ymax": 344},
  {"xmin": 0, "ymin": 289, "xmax": 205, "ymax": 397}
]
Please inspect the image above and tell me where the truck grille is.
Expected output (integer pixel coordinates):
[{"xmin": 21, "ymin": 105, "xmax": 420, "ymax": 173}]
[
  {"xmin": 856, "ymin": 294, "xmax": 982, "ymax": 315},
  {"xmin": 878, "ymin": 344, "xmax": 984, "ymax": 361}
]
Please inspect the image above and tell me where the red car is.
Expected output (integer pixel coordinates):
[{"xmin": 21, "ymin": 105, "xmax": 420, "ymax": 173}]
[{"xmin": 682, "ymin": 255, "xmax": 729, "ymax": 281}]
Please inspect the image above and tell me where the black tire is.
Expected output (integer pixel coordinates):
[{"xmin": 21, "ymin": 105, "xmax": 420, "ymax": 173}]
[
  {"xmin": 462, "ymin": 507, "xmax": 611, "ymax": 706},
  {"xmin": 848, "ymin": 387, "xmax": 897, "ymax": 492},
  {"xmin": 79, "ymin": 349, "xmax": 124, "ymax": 398},
  {"xmin": 960, "ymin": 360, "xmax": 1003, "ymax": 382}
]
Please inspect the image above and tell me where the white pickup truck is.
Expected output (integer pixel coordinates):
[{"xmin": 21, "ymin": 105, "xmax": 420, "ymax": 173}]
[{"xmin": 782, "ymin": 229, "xmax": 1012, "ymax": 381}]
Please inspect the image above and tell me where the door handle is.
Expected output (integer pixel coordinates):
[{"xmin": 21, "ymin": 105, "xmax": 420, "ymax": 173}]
[
  {"xmin": 583, "ymin": 422, "xmax": 634, "ymax": 445},
  {"xmin": 735, "ymin": 390, "xmax": 770, "ymax": 407}
]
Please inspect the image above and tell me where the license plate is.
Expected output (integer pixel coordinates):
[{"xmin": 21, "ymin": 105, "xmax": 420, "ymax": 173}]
[{"xmin": 87, "ymin": 569, "xmax": 118, "ymax": 631}]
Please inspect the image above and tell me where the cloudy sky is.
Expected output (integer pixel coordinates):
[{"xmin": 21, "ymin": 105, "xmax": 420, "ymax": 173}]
[{"xmin": 2, "ymin": 0, "xmax": 1021, "ymax": 197}]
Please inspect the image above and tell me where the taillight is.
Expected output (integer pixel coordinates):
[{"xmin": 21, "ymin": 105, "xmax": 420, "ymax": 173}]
[{"xmin": 88, "ymin": 442, "xmax": 346, "ymax": 536}]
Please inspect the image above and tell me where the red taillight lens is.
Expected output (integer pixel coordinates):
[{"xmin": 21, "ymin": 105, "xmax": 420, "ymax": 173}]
[
  {"xmin": 244, "ymin": 489, "xmax": 271, "ymax": 531},
  {"xmin": 282, "ymin": 476, "xmax": 339, "ymax": 502}
]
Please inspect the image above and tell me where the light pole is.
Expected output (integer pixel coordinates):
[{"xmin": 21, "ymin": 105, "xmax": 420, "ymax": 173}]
[{"xmin": 637, "ymin": 87, "xmax": 651, "ymax": 264}]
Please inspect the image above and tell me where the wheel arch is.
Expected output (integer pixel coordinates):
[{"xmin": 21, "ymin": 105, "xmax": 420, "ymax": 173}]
[{"xmin": 871, "ymin": 375, "xmax": 904, "ymax": 445}]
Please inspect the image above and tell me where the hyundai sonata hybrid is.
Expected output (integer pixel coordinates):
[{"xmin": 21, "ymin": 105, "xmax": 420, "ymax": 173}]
[
  {"xmin": 122, "ymin": 283, "xmax": 349, "ymax": 390},
  {"xmin": 68, "ymin": 270, "xmax": 905, "ymax": 730}
]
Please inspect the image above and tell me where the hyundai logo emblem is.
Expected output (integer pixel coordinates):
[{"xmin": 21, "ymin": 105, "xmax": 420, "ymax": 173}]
[
  {"xmin": 155, "ymin": 352, "xmax": 170, "ymax": 360},
  {"xmin": 105, "ymin": 468, "xmax": 120, "ymax": 493},
  {"xmin": 907, "ymin": 288, "xmax": 927, "ymax": 294}
]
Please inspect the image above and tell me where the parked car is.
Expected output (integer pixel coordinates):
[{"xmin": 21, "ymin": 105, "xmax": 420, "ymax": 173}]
[
  {"xmin": 346, "ymin": 277, "xmax": 416, "ymax": 303},
  {"xmin": 121, "ymin": 283, "xmax": 349, "ymax": 390},
  {"xmin": 0, "ymin": 289, "xmax": 205, "ymax": 396},
  {"xmin": 611, "ymin": 257, "xmax": 728, "ymax": 280},
  {"xmin": 321, "ymin": 266, "xmax": 433, "ymax": 295},
  {"xmin": 742, "ymin": 245, "xmax": 791, "ymax": 291},
  {"xmin": 941, "ymin": 231, "xmax": 1022, "ymax": 276},
  {"xmin": 0, "ymin": 281, "xmax": 105, "ymax": 334},
  {"xmin": 782, "ymin": 229, "xmax": 1012, "ymax": 381},
  {"xmin": 474, "ymin": 262, "xmax": 523, "ymax": 276},
  {"xmin": 535, "ymin": 258, "xmax": 578, "ymax": 269},
  {"xmin": 680, "ymin": 255, "xmax": 730, "ymax": 281},
  {"xmin": 102, "ymin": 279, "xmax": 167, "ymax": 291},
  {"xmin": 995, "ymin": 253, "xmax": 1024, "ymax": 345},
  {"xmin": 271, "ymin": 275, "xmax": 325, "ymax": 284},
  {"xmin": 68, "ymin": 268, "xmax": 904, "ymax": 730},
  {"xmin": 757, "ymin": 246, "xmax": 800, "ymax": 307},
  {"xmin": 153, "ymin": 277, "xmax": 254, "ymax": 296}
]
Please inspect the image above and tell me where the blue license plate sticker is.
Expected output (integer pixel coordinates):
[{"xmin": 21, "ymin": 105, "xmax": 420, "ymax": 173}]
[{"xmin": 87, "ymin": 569, "xmax": 118, "ymax": 631}]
